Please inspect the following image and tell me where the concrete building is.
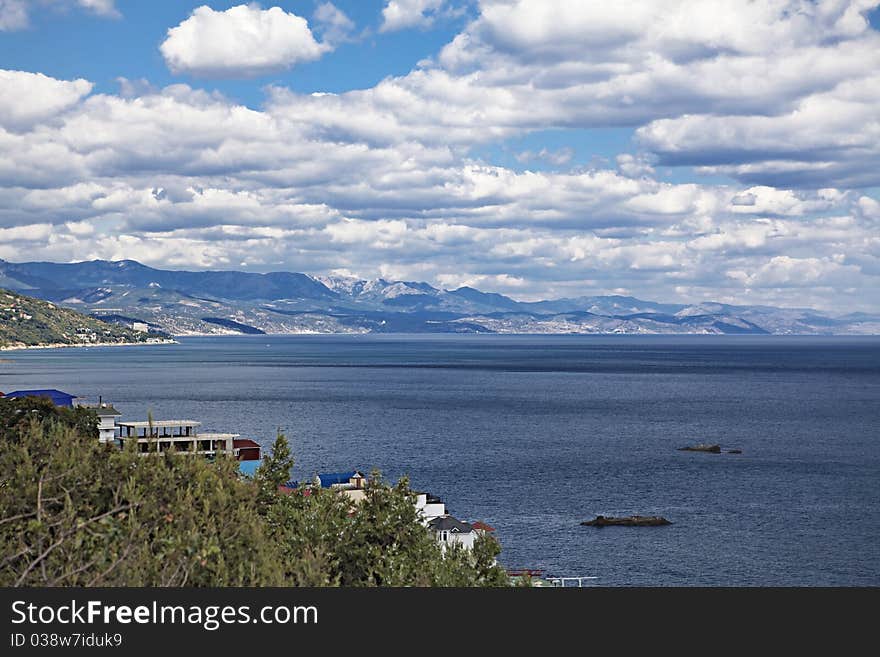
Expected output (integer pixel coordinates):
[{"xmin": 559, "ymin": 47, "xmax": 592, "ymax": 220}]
[{"xmin": 116, "ymin": 419, "xmax": 236, "ymax": 457}]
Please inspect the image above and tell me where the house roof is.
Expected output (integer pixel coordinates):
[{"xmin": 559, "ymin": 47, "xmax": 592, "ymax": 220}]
[
  {"xmin": 471, "ymin": 521, "xmax": 495, "ymax": 532},
  {"xmin": 317, "ymin": 471, "xmax": 363, "ymax": 488},
  {"xmin": 4, "ymin": 389, "xmax": 77, "ymax": 406},
  {"xmin": 428, "ymin": 515, "xmax": 474, "ymax": 534},
  {"xmin": 81, "ymin": 404, "xmax": 122, "ymax": 416}
]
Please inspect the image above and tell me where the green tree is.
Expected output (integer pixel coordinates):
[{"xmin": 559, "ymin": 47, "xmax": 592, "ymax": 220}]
[{"xmin": 254, "ymin": 431, "xmax": 294, "ymax": 506}]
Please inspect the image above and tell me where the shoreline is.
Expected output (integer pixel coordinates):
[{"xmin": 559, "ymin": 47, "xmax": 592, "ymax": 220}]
[{"xmin": 0, "ymin": 339, "xmax": 178, "ymax": 352}]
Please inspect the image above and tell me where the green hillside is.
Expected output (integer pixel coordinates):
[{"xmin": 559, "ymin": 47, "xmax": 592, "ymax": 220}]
[{"xmin": 0, "ymin": 288, "xmax": 151, "ymax": 348}]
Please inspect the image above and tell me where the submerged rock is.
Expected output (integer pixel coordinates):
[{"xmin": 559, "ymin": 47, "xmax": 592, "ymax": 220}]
[
  {"xmin": 677, "ymin": 443, "xmax": 722, "ymax": 453},
  {"xmin": 581, "ymin": 515, "xmax": 672, "ymax": 527}
]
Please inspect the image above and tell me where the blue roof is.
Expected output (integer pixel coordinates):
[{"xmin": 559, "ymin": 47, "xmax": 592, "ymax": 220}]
[
  {"xmin": 317, "ymin": 471, "xmax": 360, "ymax": 488},
  {"xmin": 4, "ymin": 389, "xmax": 77, "ymax": 407},
  {"xmin": 238, "ymin": 460, "xmax": 260, "ymax": 477}
]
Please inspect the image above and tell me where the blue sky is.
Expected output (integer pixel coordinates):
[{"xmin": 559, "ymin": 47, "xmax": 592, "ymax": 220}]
[{"xmin": 1, "ymin": 1, "xmax": 879, "ymax": 312}]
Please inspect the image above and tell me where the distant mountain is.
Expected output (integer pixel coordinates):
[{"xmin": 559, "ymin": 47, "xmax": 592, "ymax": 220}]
[
  {"xmin": 0, "ymin": 259, "xmax": 334, "ymax": 302},
  {"xmin": 0, "ymin": 258, "xmax": 877, "ymax": 336},
  {"xmin": 0, "ymin": 288, "xmax": 158, "ymax": 349}
]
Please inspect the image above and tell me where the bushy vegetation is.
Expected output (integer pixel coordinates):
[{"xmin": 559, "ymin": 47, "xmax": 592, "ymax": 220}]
[
  {"xmin": 0, "ymin": 288, "xmax": 149, "ymax": 348},
  {"xmin": 0, "ymin": 398, "xmax": 509, "ymax": 587}
]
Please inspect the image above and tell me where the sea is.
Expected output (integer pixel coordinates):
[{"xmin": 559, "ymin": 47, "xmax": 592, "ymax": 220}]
[{"xmin": 2, "ymin": 334, "xmax": 878, "ymax": 586}]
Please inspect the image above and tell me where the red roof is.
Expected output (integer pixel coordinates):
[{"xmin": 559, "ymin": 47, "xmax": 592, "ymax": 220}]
[
  {"xmin": 233, "ymin": 438, "xmax": 260, "ymax": 448},
  {"xmin": 472, "ymin": 521, "xmax": 495, "ymax": 532}
]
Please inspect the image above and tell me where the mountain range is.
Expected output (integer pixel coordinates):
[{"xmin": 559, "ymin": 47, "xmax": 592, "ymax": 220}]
[{"xmin": 0, "ymin": 258, "xmax": 877, "ymax": 336}]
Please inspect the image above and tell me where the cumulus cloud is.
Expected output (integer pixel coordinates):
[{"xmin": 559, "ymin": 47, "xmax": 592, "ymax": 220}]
[
  {"xmin": 0, "ymin": 70, "xmax": 93, "ymax": 131},
  {"xmin": 160, "ymin": 4, "xmax": 329, "ymax": 78},
  {"xmin": 380, "ymin": 0, "xmax": 449, "ymax": 33}
]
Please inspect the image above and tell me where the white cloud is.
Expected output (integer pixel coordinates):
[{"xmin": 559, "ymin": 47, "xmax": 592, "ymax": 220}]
[
  {"xmin": 0, "ymin": 70, "xmax": 93, "ymax": 131},
  {"xmin": 160, "ymin": 4, "xmax": 329, "ymax": 78},
  {"xmin": 314, "ymin": 2, "xmax": 355, "ymax": 46},
  {"xmin": 0, "ymin": 0, "xmax": 119, "ymax": 30},
  {"xmin": 76, "ymin": 0, "xmax": 119, "ymax": 18},
  {"xmin": 637, "ymin": 74, "xmax": 880, "ymax": 188},
  {"xmin": 727, "ymin": 255, "xmax": 861, "ymax": 288},
  {"xmin": 616, "ymin": 153, "xmax": 656, "ymax": 178},
  {"xmin": 0, "ymin": 0, "xmax": 27, "ymax": 31},
  {"xmin": 515, "ymin": 147, "xmax": 573, "ymax": 166},
  {"xmin": 380, "ymin": 0, "xmax": 448, "ymax": 33}
]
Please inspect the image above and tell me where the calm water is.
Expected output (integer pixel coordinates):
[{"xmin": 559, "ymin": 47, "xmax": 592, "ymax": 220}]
[{"xmin": 2, "ymin": 334, "xmax": 879, "ymax": 586}]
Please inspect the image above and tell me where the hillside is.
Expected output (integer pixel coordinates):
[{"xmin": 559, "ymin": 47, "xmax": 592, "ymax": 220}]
[{"xmin": 0, "ymin": 288, "xmax": 159, "ymax": 349}]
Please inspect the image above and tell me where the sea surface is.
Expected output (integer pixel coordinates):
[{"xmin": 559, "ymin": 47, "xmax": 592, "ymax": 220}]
[{"xmin": 2, "ymin": 334, "xmax": 879, "ymax": 586}]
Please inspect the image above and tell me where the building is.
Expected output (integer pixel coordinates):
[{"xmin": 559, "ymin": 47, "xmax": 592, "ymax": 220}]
[
  {"xmin": 116, "ymin": 419, "xmax": 237, "ymax": 457},
  {"xmin": 316, "ymin": 471, "xmax": 366, "ymax": 490},
  {"xmin": 413, "ymin": 492, "xmax": 446, "ymax": 524},
  {"xmin": 316, "ymin": 471, "xmax": 367, "ymax": 502},
  {"xmin": 131, "ymin": 322, "xmax": 149, "ymax": 332},
  {"xmin": 89, "ymin": 404, "xmax": 123, "ymax": 443},
  {"xmin": 233, "ymin": 438, "xmax": 261, "ymax": 461},
  {"xmin": 3, "ymin": 389, "xmax": 78, "ymax": 407},
  {"xmin": 428, "ymin": 515, "xmax": 476, "ymax": 551}
]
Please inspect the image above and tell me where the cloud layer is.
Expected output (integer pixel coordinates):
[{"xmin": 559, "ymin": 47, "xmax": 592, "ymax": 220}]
[{"xmin": 1, "ymin": 1, "xmax": 879, "ymax": 313}]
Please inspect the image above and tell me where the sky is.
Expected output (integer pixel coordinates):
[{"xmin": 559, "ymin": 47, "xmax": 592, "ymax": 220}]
[{"xmin": 0, "ymin": 1, "xmax": 879, "ymax": 313}]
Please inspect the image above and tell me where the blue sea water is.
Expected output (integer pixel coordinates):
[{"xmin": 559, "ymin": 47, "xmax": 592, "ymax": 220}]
[{"xmin": 2, "ymin": 334, "xmax": 879, "ymax": 586}]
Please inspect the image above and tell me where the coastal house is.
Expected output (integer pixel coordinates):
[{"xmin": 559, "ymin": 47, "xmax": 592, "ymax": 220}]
[
  {"xmin": 80, "ymin": 402, "xmax": 123, "ymax": 443},
  {"xmin": 316, "ymin": 471, "xmax": 367, "ymax": 502},
  {"xmin": 428, "ymin": 515, "xmax": 476, "ymax": 551},
  {"xmin": 3, "ymin": 389, "xmax": 78, "ymax": 407},
  {"xmin": 234, "ymin": 438, "xmax": 261, "ymax": 461},
  {"xmin": 116, "ymin": 419, "xmax": 237, "ymax": 457}
]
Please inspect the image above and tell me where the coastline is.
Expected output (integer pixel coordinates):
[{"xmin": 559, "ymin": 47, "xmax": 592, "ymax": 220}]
[{"xmin": 0, "ymin": 339, "xmax": 178, "ymax": 352}]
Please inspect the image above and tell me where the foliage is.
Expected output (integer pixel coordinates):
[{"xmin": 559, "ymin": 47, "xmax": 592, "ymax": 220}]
[
  {"xmin": 0, "ymin": 416, "xmax": 280, "ymax": 586},
  {"xmin": 0, "ymin": 396, "xmax": 98, "ymax": 441},
  {"xmin": 254, "ymin": 431, "xmax": 295, "ymax": 506},
  {"xmin": 0, "ymin": 419, "xmax": 510, "ymax": 587},
  {"xmin": 0, "ymin": 288, "xmax": 149, "ymax": 348}
]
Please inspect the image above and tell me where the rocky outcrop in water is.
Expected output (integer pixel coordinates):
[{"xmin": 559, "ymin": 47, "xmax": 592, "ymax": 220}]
[
  {"xmin": 677, "ymin": 443, "xmax": 722, "ymax": 453},
  {"xmin": 581, "ymin": 515, "xmax": 671, "ymax": 527}
]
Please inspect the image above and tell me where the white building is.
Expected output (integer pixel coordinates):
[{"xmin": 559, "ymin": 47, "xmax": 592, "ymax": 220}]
[
  {"xmin": 116, "ymin": 420, "xmax": 237, "ymax": 457},
  {"xmin": 131, "ymin": 322, "xmax": 149, "ymax": 332},
  {"xmin": 413, "ymin": 492, "xmax": 446, "ymax": 524},
  {"xmin": 95, "ymin": 405, "xmax": 122, "ymax": 443},
  {"xmin": 74, "ymin": 399, "xmax": 123, "ymax": 443},
  {"xmin": 428, "ymin": 515, "xmax": 476, "ymax": 551}
]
